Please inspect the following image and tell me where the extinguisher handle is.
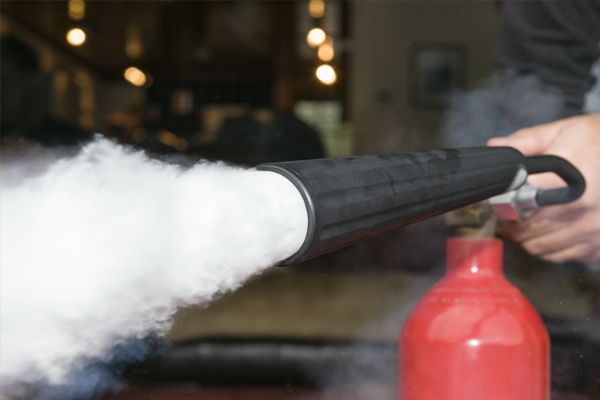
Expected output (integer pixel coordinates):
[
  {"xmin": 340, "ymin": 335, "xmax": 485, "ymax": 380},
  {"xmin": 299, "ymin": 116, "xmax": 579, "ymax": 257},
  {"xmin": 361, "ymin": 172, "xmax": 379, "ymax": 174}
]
[{"xmin": 524, "ymin": 155, "xmax": 586, "ymax": 207}]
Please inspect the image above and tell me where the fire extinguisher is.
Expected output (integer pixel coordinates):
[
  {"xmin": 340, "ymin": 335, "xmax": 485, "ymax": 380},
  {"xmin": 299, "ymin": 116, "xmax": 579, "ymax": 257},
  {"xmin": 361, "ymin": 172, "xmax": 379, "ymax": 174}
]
[
  {"xmin": 259, "ymin": 148, "xmax": 584, "ymax": 399},
  {"xmin": 399, "ymin": 237, "xmax": 550, "ymax": 400}
]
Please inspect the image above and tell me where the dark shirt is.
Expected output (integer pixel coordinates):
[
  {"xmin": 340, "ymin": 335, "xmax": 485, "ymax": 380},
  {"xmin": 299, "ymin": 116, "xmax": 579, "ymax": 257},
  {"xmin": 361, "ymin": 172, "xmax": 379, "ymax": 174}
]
[{"xmin": 497, "ymin": 0, "xmax": 600, "ymax": 115}]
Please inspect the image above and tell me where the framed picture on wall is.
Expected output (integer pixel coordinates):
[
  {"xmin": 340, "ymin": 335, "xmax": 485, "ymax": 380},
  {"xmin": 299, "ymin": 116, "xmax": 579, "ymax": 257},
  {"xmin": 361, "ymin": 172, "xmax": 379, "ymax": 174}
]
[{"xmin": 409, "ymin": 42, "xmax": 467, "ymax": 108}]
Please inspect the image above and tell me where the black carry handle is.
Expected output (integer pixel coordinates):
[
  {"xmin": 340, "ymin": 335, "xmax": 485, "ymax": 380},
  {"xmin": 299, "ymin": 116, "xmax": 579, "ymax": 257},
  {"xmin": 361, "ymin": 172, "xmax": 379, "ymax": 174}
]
[{"xmin": 524, "ymin": 155, "xmax": 586, "ymax": 207}]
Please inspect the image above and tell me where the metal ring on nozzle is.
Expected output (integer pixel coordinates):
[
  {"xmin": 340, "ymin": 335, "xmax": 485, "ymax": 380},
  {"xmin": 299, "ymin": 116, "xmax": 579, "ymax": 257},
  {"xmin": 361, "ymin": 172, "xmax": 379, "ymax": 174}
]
[{"xmin": 257, "ymin": 164, "xmax": 316, "ymax": 264}]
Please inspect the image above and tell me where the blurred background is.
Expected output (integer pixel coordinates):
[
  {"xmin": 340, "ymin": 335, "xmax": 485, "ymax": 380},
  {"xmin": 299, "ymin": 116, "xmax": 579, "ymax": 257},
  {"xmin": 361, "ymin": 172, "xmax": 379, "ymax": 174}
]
[{"xmin": 1, "ymin": 1, "xmax": 598, "ymax": 399}]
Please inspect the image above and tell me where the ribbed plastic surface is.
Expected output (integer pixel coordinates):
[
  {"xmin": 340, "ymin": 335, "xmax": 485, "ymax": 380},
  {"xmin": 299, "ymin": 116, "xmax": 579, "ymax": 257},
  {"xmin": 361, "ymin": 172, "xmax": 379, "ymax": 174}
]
[{"xmin": 259, "ymin": 147, "xmax": 525, "ymax": 263}]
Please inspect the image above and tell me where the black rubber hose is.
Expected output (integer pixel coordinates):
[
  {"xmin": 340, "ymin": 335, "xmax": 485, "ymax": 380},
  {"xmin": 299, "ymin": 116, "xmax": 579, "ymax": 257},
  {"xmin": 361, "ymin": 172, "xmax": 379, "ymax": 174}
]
[
  {"xmin": 259, "ymin": 147, "xmax": 527, "ymax": 264},
  {"xmin": 523, "ymin": 155, "xmax": 586, "ymax": 207}
]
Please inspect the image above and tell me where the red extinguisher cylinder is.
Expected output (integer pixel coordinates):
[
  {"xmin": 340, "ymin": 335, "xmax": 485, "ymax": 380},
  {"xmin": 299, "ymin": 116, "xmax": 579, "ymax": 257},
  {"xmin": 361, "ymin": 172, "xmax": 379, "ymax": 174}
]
[{"xmin": 399, "ymin": 238, "xmax": 549, "ymax": 400}]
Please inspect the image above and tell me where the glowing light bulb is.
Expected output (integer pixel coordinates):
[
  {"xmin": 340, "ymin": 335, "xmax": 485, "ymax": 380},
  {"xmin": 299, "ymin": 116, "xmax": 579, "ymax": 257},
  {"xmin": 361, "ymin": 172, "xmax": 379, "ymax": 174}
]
[
  {"xmin": 308, "ymin": 0, "xmax": 325, "ymax": 19},
  {"xmin": 68, "ymin": 0, "xmax": 85, "ymax": 20},
  {"xmin": 66, "ymin": 28, "xmax": 86, "ymax": 47},
  {"xmin": 318, "ymin": 39, "xmax": 334, "ymax": 62},
  {"xmin": 315, "ymin": 64, "xmax": 337, "ymax": 85},
  {"xmin": 123, "ymin": 66, "xmax": 147, "ymax": 87},
  {"xmin": 306, "ymin": 27, "xmax": 326, "ymax": 48},
  {"xmin": 125, "ymin": 25, "xmax": 143, "ymax": 59}
]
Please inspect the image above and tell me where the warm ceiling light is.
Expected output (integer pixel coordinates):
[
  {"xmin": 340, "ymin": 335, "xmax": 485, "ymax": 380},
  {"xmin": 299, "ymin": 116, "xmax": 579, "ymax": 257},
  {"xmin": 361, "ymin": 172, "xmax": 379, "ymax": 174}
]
[
  {"xmin": 306, "ymin": 27, "xmax": 326, "ymax": 48},
  {"xmin": 123, "ymin": 66, "xmax": 147, "ymax": 87},
  {"xmin": 315, "ymin": 64, "xmax": 337, "ymax": 85},
  {"xmin": 318, "ymin": 39, "xmax": 334, "ymax": 62},
  {"xmin": 308, "ymin": 0, "xmax": 325, "ymax": 19},
  {"xmin": 66, "ymin": 28, "xmax": 86, "ymax": 46},
  {"xmin": 125, "ymin": 25, "xmax": 143, "ymax": 59},
  {"xmin": 68, "ymin": 0, "xmax": 85, "ymax": 20}
]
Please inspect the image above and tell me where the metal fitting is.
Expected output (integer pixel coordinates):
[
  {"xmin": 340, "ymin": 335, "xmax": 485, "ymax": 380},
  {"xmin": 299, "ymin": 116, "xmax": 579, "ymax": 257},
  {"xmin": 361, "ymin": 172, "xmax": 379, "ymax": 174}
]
[{"xmin": 489, "ymin": 183, "xmax": 539, "ymax": 221}]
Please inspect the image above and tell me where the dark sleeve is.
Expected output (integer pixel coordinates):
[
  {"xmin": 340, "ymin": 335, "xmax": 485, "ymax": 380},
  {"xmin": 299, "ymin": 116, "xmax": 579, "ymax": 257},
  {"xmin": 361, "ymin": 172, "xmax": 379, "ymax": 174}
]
[{"xmin": 496, "ymin": 0, "xmax": 600, "ymax": 114}]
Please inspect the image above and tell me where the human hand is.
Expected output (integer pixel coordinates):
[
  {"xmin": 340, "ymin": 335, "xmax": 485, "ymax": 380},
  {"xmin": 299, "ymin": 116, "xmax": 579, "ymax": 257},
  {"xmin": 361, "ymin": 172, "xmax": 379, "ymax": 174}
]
[{"xmin": 488, "ymin": 114, "xmax": 600, "ymax": 263}]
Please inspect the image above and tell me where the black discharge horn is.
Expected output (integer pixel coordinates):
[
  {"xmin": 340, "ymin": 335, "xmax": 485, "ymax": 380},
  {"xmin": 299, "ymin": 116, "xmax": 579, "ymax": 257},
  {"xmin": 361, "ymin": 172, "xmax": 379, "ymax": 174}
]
[{"xmin": 258, "ymin": 147, "xmax": 585, "ymax": 264}]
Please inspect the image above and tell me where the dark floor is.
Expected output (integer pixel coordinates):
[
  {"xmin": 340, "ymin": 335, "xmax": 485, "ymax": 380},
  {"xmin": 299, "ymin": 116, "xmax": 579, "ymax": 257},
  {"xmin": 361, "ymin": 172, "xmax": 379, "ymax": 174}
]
[{"xmin": 106, "ymin": 387, "xmax": 590, "ymax": 400}]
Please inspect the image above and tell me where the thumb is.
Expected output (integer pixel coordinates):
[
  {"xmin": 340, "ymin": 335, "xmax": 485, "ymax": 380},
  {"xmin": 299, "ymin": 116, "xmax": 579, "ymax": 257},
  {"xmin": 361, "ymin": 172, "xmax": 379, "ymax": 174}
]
[{"xmin": 487, "ymin": 120, "xmax": 564, "ymax": 156}]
